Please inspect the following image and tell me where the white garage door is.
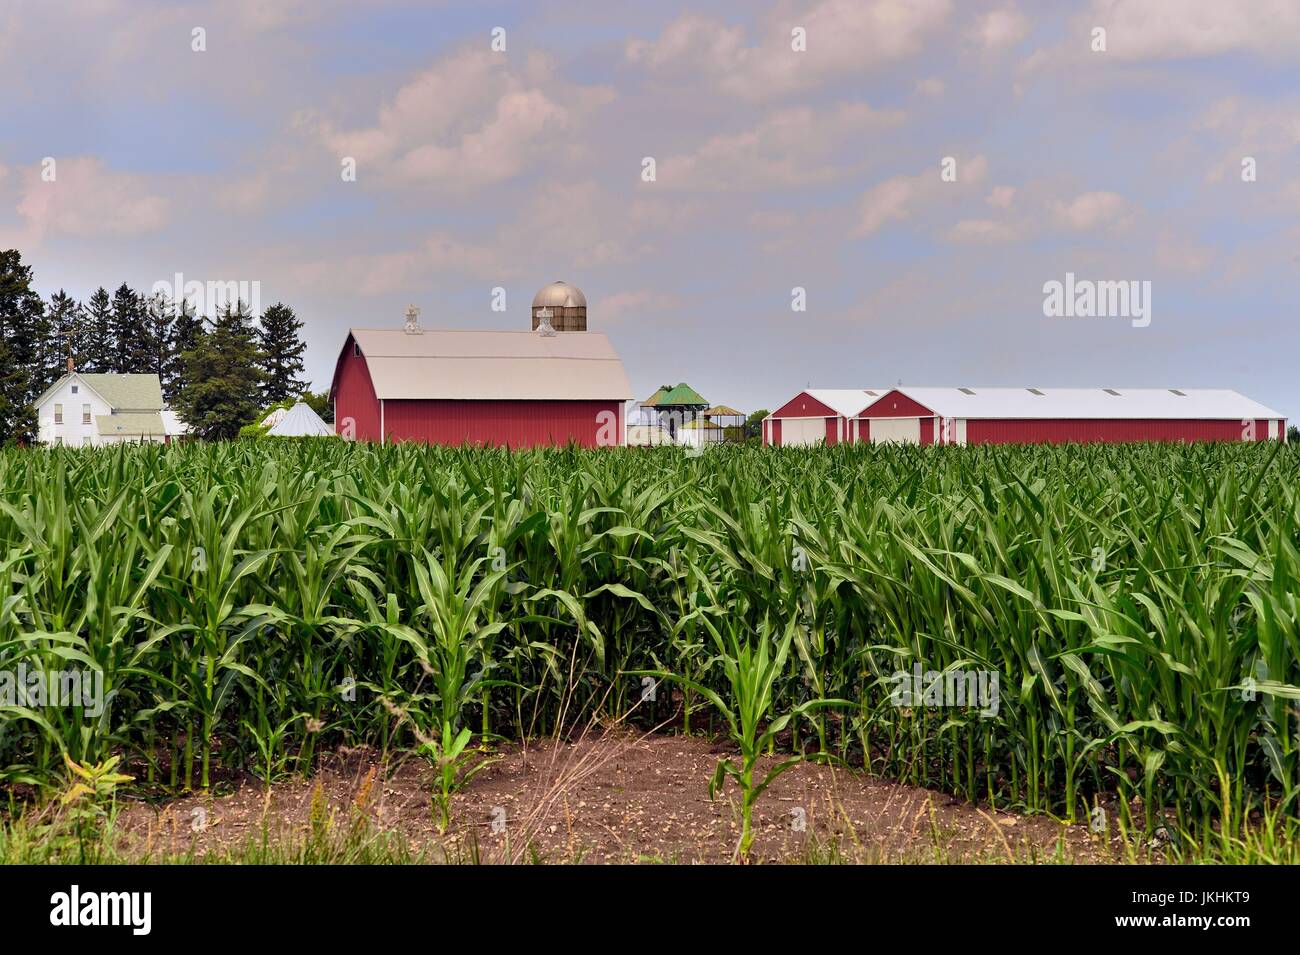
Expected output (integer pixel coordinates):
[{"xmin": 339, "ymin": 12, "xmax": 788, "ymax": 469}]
[
  {"xmin": 780, "ymin": 417, "xmax": 826, "ymax": 446},
  {"xmin": 870, "ymin": 417, "xmax": 921, "ymax": 444}
]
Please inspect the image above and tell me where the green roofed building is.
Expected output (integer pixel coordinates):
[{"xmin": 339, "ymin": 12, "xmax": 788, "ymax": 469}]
[
  {"xmin": 645, "ymin": 382, "xmax": 708, "ymax": 408},
  {"xmin": 638, "ymin": 382, "xmax": 709, "ymax": 440}
]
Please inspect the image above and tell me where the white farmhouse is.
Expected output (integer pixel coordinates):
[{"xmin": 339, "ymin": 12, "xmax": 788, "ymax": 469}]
[{"xmin": 34, "ymin": 372, "xmax": 185, "ymax": 447}]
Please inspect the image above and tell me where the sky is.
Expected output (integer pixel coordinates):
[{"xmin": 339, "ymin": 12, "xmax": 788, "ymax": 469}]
[{"xmin": 1, "ymin": 0, "xmax": 1297, "ymax": 418}]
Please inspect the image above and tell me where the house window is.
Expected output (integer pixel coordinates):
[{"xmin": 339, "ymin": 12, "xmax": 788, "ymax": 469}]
[
  {"xmin": 82, "ymin": 403, "xmax": 91, "ymax": 424},
  {"xmin": 54, "ymin": 403, "xmax": 63, "ymax": 424},
  {"xmin": 71, "ymin": 385, "xmax": 78, "ymax": 394}
]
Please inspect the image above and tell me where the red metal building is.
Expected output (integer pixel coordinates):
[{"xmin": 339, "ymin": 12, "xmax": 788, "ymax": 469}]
[
  {"xmin": 330, "ymin": 326, "xmax": 633, "ymax": 448},
  {"xmin": 764, "ymin": 387, "xmax": 1287, "ymax": 446}
]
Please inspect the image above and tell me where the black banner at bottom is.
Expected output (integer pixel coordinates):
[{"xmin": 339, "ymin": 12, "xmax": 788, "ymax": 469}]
[{"xmin": 0, "ymin": 863, "xmax": 1275, "ymax": 941}]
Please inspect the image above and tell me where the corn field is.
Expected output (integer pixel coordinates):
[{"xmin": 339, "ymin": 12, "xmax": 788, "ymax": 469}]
[{"xmin": 1, "ymin": 441, "xmax": 1297, "ymax": 841}]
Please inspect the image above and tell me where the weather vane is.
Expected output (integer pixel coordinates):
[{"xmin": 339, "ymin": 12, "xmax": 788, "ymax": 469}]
[{"xmin": 403, "ymin": 304, "xmax": 422, "ymax": 334}]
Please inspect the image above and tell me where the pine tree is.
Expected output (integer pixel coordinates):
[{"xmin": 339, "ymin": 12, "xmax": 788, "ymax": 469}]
[
  {"xmin": 28, "ymin": 291, "xmax": 60, "ymax": 398},
  {"xmin": 173, "ymin": 301, "xmax": 266, "ymax": 440},
  {"xmin": 146, "ymin": 291, "xmax": 177, "ymax": 392},
  {"xmin": 110, "ymin": 283, "xmax": 154, "ymax": 373},
  {"xmin": 258, "ymin": 302, "xmax": 308, "ymax": 404},
  {"xmin": 46, "ymin": 290, "xmax": 83, "ymax": 375},
  {"xmin": 0, "ymin": 249, "xmax": 46, "ymax": 444},
  {"xmin": 82, "ymin": 287, "xmax": 114, "ymax": 373},
  {"xmin": 166, "ymin": 298, "xmax": 204, "ymax": 403}
]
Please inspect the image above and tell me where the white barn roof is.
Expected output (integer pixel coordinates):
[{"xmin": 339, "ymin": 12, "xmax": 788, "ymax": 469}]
[
  {"xmin": 868, "ymin": 387, "xmax": 1284, "ymax": 420},
  {"xmin": 347, "ymin": 329, "xmax": 633, "ymax": 402}
]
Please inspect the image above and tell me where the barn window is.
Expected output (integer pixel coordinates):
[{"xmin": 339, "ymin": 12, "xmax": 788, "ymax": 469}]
[{"xmin": 1104, "ymin": 389, "xmax": 1121, "ymax": 396}]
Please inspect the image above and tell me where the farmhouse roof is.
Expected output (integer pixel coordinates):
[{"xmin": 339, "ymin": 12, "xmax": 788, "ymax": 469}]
[
  {"xmin": 36, "ymin": 373, "xmax": 165, "ymax": 411},
  {"xmin": 341, "ymin": 329, "xmax": 633, "ymax": 402},
  {"xmin": 95, "ymin": 412, "xmax": 166, "ymax": 437}
]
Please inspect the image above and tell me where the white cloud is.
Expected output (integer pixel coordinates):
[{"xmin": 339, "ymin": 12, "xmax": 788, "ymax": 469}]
[
  {"xmin": 292, "ymin": 231, "xmax": 504, "ymax": 296},
  {"xmin": 1085, "ymin": 0, "xmax": 1300, "ymax": 60},
  {"xmin": 306, "ymin": 48, "xmax": 614, "ymax": 191},
  {"xmin": 985, "ymin": 185, "xmax": 1017, "ymax": 208},
  {"xmin": 289, "ymin": 180, "xmax": 700, "ymax": 295},
  {"xmin": 1048, "ymin": 190, "xmax": 1134, "ymax": 231},
  {"xmin": 627, "ymin": 0, "xmax": 952, "ymax": 99},
  {"xmin": 9, "ymin": 157, "xmax": 169, "ymax": 245},
  {"xmin": 971, "ymin": 5, "xmax": 1030, "ymax": 50},
  {"xmin": 856, "ymin": 178, "xmax": 917, "ymax": 237},
  {"xmin": 655, "ymin": 103, "xmax": 904, "ymax": 191},
  {"xmin": 855, "ymin": 155, "xmax": 988, "ymax": 237},
  {"xmin": 1154, "ymin": 228, "xmax": 1214, "ymax": 272},
  {"xmin": 1197, "ymin": 97, "xmax": 1300, "ymax": 186}
]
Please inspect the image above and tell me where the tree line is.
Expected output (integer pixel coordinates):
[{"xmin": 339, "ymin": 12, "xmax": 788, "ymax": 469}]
[{"xmin": 0, "ymin": 249, "xmax": 314, "ymax": 443}]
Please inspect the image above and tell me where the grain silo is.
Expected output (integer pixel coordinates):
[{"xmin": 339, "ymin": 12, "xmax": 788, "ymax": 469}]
[{"xmin": 531, "ymin": 281, "xmax": 587, "ymax": 332}]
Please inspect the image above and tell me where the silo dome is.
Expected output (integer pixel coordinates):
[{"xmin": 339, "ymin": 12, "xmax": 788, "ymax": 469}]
[{"xmin": 531, "ymin": 281, "xmax": 587, "ymax": 331}]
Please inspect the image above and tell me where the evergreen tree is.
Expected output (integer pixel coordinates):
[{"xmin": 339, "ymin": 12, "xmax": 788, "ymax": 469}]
[
  {"xmin": 27, "ymin": 290, "xmax": 59, "ymax": 397},
  {"xmin": 110, "ymin": 283, "xmax": 153, "ymax": 373},
  {"xmin": 258, "ymin": 302, "xmax": 308, "ymax": 404},
  {"xmin": 82, "ymin": 287, "xmax": 114, "ymax": 373},
  {"xmin": 146, "ymin": 291, "xmax": 177, "ymax": 392},
  {"xmin": 45, "ymin": 290, "xmax": 83, "ymax": 376},
  {"xmin": 166, "ymin": 298, "xmax": 204, "ymax": 403},
  {"xmin": 173, "ymin": 301, "xmax": 265, "ymax": 440},
  {"xmin": 0, "ymin": 249, "xmax": 46, "ymax": 444}
]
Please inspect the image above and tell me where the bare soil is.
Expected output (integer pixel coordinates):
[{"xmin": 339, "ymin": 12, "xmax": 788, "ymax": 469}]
[{"xmin": 114, "ymin": 729, "xmax": 1118, "ymax": 864}]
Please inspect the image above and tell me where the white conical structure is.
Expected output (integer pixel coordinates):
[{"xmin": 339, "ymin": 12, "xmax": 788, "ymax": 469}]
[{"xmin": 267, "ymin": 401, "xmax": 333, "ymax": 437}]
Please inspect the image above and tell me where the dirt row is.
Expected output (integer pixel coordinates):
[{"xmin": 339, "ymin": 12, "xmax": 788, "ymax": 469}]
[{"xmin": 110, "ymin": 729, "xmax": 1126, "ymax": 864}]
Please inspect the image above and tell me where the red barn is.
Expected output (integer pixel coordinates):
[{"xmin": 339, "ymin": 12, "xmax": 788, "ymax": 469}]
[
  {"xmin": 330, "ymin": 326, "xmax": 633, "ymax": 447},
  {"xmin": 764, "ymin": 387, "xmax": 1287, "ymax": 446}
]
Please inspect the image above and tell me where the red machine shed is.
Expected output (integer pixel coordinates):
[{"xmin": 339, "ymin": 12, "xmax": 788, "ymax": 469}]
[{"xmin": 764, "ymin": 387, "xmax": 1287, "ymax": 446}]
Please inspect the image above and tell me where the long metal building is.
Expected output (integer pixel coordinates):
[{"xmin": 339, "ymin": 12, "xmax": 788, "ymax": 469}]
[
  {"xmin": 764, "ymin": 387, "xmax": 1287, "ymax": 446},
  {"xmin": 330, "ymin": 289, "xmax": 633, "ymax": 447}
]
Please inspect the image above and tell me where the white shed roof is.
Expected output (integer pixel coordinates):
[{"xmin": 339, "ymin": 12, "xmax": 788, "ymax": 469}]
[
  {"xmin": 867, "ymin": 387, "xmax": 1284, "ymax": 420},
  {"xmin": 346, "ymin": 329, "xmax": 633, "ymax": 402},
  {"xmin": 803, "ymin": 389, "xmax": 890, "ymax": 418}
]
